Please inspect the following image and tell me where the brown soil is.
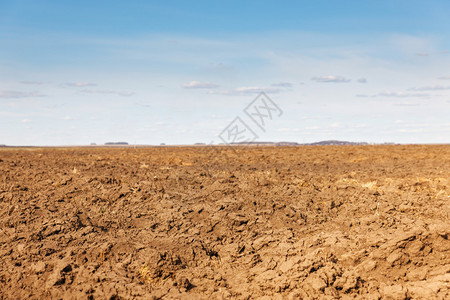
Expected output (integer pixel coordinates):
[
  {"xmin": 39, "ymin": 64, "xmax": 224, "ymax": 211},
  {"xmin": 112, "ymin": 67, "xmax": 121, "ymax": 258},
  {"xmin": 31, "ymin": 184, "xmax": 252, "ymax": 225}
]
[{"xmin": 0, "ymin": 145, "xmax": 449, "ymax": 299}]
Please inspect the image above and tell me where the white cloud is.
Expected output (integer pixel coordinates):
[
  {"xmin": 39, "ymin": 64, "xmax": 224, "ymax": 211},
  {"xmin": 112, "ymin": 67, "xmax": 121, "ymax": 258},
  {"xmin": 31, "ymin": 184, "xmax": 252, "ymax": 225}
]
[
  {"xmin": 357, "ymin": 78, "xmax": 367, "ymax": 83},
  {"xmin": 393, "ymin": 102, "xmax": 421, "ymax": 106},
  {"xmin": 377, "ymin": 91, "xmax": 430, "ymax": 98},
  {"xmin": 437, "ymin": 76, "xmax": 450, "ymax": 80},
  {"xmin": 416, "ymin": 52, "xmax": 429, "ymax": 56},
  {"xmin": 235, "ymin": 86, "xmax": 280, "ymax": 94},
  {"xmin": 397, "ymin": 128, "xmax": 425, "ymax": 133},
  {"xmin": 408, "ymin": 85, "xmax": 450, "ymax": 91},
  {"xmin": 21, "ymin": 119, "xmax": 32, "ymax": 123},
  {"xmin": 278, "ymin": 128, "xmax": 300, "ymax": 132},
  {"xmin": 357, "ymin": 91, "xmax": 431, "ymax": 98},
  {"xmin": 0, "ymin": 90, "xmax": 46, "ymax": 98},
  {"xmin": 271, "ymin": 82, "xmax": 292, "ymax": 87},
  {"xmin": 134, "ymin": 102, "xmax": 151, "ymax": 108},
  {"xmin": 20, "ymin": 81, "xmax": 45, "ymax": 85},
  {"xmin": 3, "ymin": 32, "xmax": 449, "ymax": 145},
  {"xmin": 311, "ymin": 76, "xmax": 350, "ymax": 83},
  {"xmin": 61, "ymin": 82, "xmax": 97, "ymax": 87},
  {"xmin": 210, "ymin": 86, "xmax": 281, "ymax": 95},
  {"xmin": 182, "ymin": 81, "xmax": 219, "ymax": 89},
  {"xmin": 80, "ymin": 89, "xmax": 135, "ymax": 97}
]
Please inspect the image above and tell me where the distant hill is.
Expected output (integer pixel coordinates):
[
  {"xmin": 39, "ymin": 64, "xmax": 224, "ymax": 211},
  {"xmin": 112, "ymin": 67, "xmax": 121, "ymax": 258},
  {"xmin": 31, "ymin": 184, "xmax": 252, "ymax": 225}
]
[
  {"xmin": 104, "ymin": 142, "xmax": 129, "ymax": 145},
  {"xmin": 276, "ymin": 142, "xmax": 300, "ymax": 146},
  {"xmin": 230, "ymin": 141, "xmax": 286, "ymax": 145},
  {"xmin": 305, "ymin": 140, "xmax": 368, "ymax": 146},
  {"xmin": 228, "ymin": 140, "xmax": 367, "ymax": 146}
]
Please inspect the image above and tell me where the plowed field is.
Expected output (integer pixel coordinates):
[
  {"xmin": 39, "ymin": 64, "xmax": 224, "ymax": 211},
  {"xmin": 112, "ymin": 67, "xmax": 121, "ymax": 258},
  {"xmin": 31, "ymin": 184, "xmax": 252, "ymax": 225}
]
[{"xmin": 0, "ymin": 145, "xmax": 449, "ymax": 299}]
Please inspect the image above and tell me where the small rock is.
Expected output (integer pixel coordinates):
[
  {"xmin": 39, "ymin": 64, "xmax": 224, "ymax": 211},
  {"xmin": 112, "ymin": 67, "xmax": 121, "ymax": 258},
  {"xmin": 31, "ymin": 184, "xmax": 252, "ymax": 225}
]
[
  {"xmin": 307, "ymin": 275, "xmax": 327, "ymax": 291},
  {"xmin": 382, "ymin": 284, "xmax": 407, "ymax": 299},
  {"xmin": 31, "ymin": 261, "xmax": 46, "ymax": 273},
  {"xmin": 17, "ymin": 244, "xmax": 25, "ymax": 252},
  {"xmin": 386, "ymin": 250, "xmax": 403, "ymax": 265},
  {"xmin": 279, "ymin": 258, "xmax": 297, "ymax": 273},
  {"xmin": 334, "ymin": 271, "xmax": 360, "ymax": 292},
  {"xmin": 46, "ymin": 270, "xmax": 65, "ymax": 289},
  {"xmin": 406, "ymin": 268, "xmax": 427, "ymax": 281},
  {"xmin": 363, "ymin": 259, "xmax": 377, "ymax": 272},
  {"xmin": 407, "ymin": 285, "xmax": 435, "ymax": 299}
]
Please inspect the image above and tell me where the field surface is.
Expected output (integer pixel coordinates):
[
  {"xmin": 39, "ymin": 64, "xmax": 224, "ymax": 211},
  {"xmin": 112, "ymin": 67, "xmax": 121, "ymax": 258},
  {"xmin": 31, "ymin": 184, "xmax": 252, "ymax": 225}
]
[{"xmin": 0, "ymin": 145, "xmax": 449, "ymax": 299}]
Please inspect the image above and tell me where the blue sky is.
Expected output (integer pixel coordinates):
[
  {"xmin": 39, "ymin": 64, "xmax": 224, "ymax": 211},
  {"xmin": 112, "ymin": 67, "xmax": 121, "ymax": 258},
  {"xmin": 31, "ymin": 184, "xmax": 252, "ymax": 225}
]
[{"xmin": 1, "ymin": 1, "xmax": 450, "ymax": 145}]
